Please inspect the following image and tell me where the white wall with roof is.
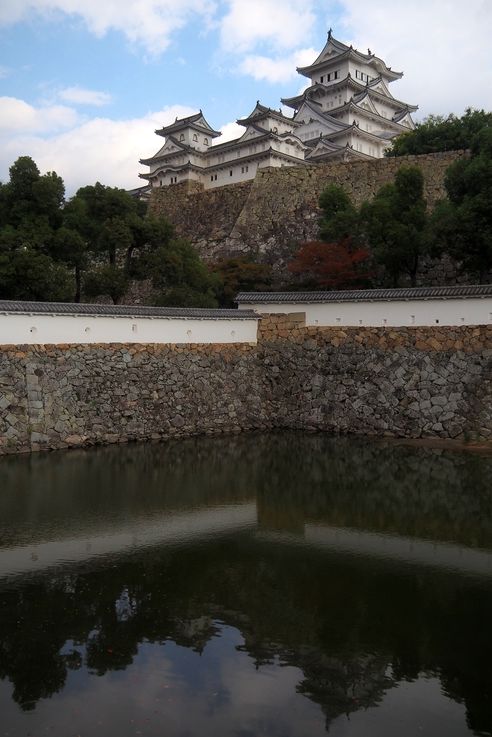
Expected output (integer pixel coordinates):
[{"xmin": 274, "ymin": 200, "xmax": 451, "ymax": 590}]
[
  {"xmin": 0, "ymin": 312, "xmax": 259, "ymax": 346},
  {"xmin": 237, "ymin": 298, "xmax": 492, "ymax": 327}
]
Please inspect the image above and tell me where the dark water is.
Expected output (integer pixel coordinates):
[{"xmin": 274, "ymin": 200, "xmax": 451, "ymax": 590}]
[{"xmin": 1, "ymin": 434, "xmax": 492, "ymax": 737}]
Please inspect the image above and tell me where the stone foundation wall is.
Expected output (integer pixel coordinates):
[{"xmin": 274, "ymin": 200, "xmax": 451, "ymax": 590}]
[
  {"xmin": 259, "ymin": 315, "xmax": 492, "ymax": 442},
  {"xmin": 1, "ymin": 317, "xmax": 491, "ymax": 455},
  {"xmin": 149, "ymin": 151, "xmax": 467, "ymax": 282},
  {"xmin": 0, "ymin": 343, "xmax": 266, "ymax": 454}
]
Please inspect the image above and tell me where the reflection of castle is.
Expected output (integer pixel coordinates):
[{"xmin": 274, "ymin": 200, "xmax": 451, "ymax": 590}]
[{"xmin": 139, "ymin": 31, "xmax": 417, "ymax": 191}]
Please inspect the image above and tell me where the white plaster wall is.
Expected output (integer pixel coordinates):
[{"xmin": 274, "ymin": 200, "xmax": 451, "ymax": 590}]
[
  {"xmin": 0, "ymin": 313, "xmax": 259, "ymax": 345},
  {"xmin": 238, "ymin": 299, "xmax": 492, "ymax": 327}
]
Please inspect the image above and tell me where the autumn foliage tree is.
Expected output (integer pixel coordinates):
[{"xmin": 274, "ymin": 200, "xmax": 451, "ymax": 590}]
[
  {"xmin": 288, "ymin": 184, "xmax": 371, "ymax": 289},
  {"xmin": 288, "ymin": 239, "xmax": 371, "ymax": 289}
]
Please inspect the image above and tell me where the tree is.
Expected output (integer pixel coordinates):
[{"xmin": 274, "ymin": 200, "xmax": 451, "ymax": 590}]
[
  {"xmin": 0, "ymin": 248, "xmax": 72, "ymax": 302},
  {"xmin": 386, "ymin": 108, "xmax": 492, "ymax": 157},
  {"xmin": 84, "ymin": 265, "xmax": 130, "ymax": 305},
  {"xmin": 360, "ymin": 166, "xmax": 428, "ymax": 287},
  {"xmin": 430, "ymin": 128, "xmax": 492, "ymax": 281},
  {"xmin": 66, "ymin": 183, "xmax": 169, "ymax": 304},
  {"xmin": 144, "ymin": 238, "xmax": 219, "ymax": 308},
  {"xmin": 211, "ymin": 257, "xmax": 272, "ymax": 307},
  {"xmin": 0, "ymin": 156, "xmax": 71, "ymax": 301},
  {"xmin": 319, "ymin": 184, "xmax": 360, "ymax": 244},
  {"xmin": 288, "ymin": 239, "xmax": 371, "ymax": 289}
]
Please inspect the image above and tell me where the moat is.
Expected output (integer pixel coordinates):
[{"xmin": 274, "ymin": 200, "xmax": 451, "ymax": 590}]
[{"xmin": 1, "ymin": 433, "xmax": 492, "ymax": 736}]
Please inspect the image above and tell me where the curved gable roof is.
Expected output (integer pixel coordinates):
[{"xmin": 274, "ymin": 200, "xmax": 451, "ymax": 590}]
[{"xmin": 297, "ymin": 30, "xmax": 402, "ymax": 81}]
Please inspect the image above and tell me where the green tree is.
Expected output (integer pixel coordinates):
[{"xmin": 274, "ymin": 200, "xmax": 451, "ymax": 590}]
[
  {"xmin": 319, "ymin": 184, "xmax": 360, "ymax": 243},
  {"xmin": 51, "ymin": 227, "xmax": 88, "ymax": 302},
  {"xmin": 361, "ymin": 166, "xmax": 428, "ymax": 287},
  {"xmin": 66, "ymin": 183, "xmax": 150, "ymax": 303},
  {"xmin": 83, "ymin": 265, "xmax": 130, "ymax": 305},
  {"xmin": 0, "ymin": 156, "xmax": 71, "ymax": 301},
  {"xmin": 387, "ymin": 108, "xmax": 492, "ymax": 157},
  {"xmin": 430, "ymin": 128, "xmax": 492, "ymax": 281},
  {"xmin": 0, "ymin": 248, "xmax": 72, "ymax": 301},
  {"xmin": 144, "ymin": 238, "xmax": 219, "ymax": 308},
  {"xmin": 211, "ymin": 257, "xmax": 272, "ymax": 307}
]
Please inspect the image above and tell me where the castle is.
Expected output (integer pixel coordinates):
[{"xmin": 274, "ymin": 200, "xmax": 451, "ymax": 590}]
[{"xmin": 139, "ymin": 31, "xmax": 417, "ymax": 192}]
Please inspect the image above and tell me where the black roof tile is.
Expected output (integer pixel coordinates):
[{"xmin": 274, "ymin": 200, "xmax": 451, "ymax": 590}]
[
  {"xmin": 236, "ymin": 286, "xmax": 492, "ymax": 304},
  {"xmin": 0, "ymin": 301, "xmax": 259, "ymax": 320}
]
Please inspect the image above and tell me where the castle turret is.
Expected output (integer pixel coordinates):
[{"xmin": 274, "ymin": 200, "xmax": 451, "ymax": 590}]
[{"xmin": 282, "ymin": 30, "xmax": 418, "ymax": 161}]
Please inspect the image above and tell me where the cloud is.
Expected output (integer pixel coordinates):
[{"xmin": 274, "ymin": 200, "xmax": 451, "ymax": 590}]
[
  {"xmin": 0, "ymin": 0, "xmax": 218, "ymax": 55},
  {"xmin": 0, "ymin": 65, "xmax": 10, "ymax": 79},
  {"xmin": 239, "ymin": 48, "xmax": 318, "ymax": 84},
  {"xmin": 219, "ymin": 0, "xmax": 316, "ymax": 53},
  {"xmin": 58, "ymin": 86, "xmax": 112, "ymax": 107},
  {"xmin": 0, "ymin": 102, "xmax": 197, "ymax": 195},
  {"xmin": 341, "ymin": 0, "xmax": 492, "ymax": 116},
  {"xmin": 217, "ymin": 120, "xmax": 243, "ymax": 143},
  {"xmin": 0, "ymin": 96, "xmax": 79, "ymax": 133}
]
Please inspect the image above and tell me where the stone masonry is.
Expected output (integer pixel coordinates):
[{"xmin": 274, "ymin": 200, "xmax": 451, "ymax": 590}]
[
  {"xmin": 1, "ymin": 316, "xmax": 491, "ymax": 455},
  {"xmin": 149, "ymin": 151, "xmax": 467, "ymax": 282}
]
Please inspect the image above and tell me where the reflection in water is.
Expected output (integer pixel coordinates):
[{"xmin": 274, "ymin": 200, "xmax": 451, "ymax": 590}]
[{"xmin": 0, "ymin": 434, "xmax": 492, "ymax": 736}]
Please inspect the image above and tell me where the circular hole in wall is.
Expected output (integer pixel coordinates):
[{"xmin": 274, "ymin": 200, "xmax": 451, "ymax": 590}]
[
  {"xmin": 85, "ymin": 327, "xmax": 91, "ymax": 333},
  {"xmin": 29, "ymin": 327, "xmax": 37, "ymax": 334},
  {"xmin": 231, "ymin": 330, "xmax": 236, "ymax": 337},
  {"xmin": 186, "ymin": 330, "xmax": 192, "ymax": 337}
]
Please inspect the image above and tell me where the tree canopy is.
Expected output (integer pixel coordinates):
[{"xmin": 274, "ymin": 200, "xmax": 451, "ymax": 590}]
[
  {"xmin": 360, "ymin": 166, "xmax": 429, "ymax": 287},
  {"xmin": 386, "ymin": 108, "xmax": 492, "ymax": 157},
  {"xmin": 0, "ymin": 157, "xmax": 219, "ymax": 306},
  {"xmin": 430, "ymin": 128, "xmax": 492, "ymax": 282},
  {"xmin": 0, "ymin": 156, "xmax": 73, "ymax": 301},
  {"xmin": 211, "ymin": 257, "xmax": 272, "ymax": 307}
]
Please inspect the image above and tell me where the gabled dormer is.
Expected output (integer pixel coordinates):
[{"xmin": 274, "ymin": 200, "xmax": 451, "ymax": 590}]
[
  {"xmin": 154, "ymin": 111, "xmax": 221, "ymax": 152},
  {"xmin": 237, "ymin": 101, "xmax": 297, "ymax": 135}
]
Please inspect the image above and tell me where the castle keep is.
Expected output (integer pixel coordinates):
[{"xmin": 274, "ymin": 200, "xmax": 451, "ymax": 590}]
[{"xmin": 139, "ymin": 31, "xmax": 416, "ymax": 191}]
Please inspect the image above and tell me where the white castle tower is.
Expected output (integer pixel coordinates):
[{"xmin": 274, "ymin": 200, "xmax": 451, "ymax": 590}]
[
  {"xmin": 139, "ymin": 31, "xmax": 417, "ymax": 190},
  {"xmin": 283, "ymin": 29, "xmax": 417, "ymax": 162}
]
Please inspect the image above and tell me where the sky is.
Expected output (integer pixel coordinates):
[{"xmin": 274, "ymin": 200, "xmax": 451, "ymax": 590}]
[{"xmin": 0, "ymin": 0, "xmax": 491, "ymax": 196}]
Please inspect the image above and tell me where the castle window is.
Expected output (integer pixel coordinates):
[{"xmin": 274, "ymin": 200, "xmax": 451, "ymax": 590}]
[
  {"xmin": 204, "ymin": 137, "xmax": 209, "ymax": 145},
  {"xmin": 193, "ymin": 133, "xmax": 198, "ymax": 142},
  {"xmin": 320, "ymin": 76, "xmax": 324, "ymax": 83},
  {"xmin": 230, "ymin": 170, "xmax": 233, "ymax": 176},
  {"xmin": 179, "ymin": 134, "xmax": 185, "ymax": 141}
]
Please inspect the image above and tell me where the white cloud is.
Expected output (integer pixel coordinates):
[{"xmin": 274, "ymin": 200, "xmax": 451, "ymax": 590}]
[
  {"xmin": 217, "ymin": 120, "xmax": 243, "ymax": 143},
  {"xmin": 0, "ymin": 96, "xmax": 79, "ymax": 133},
  {"xmin": 0, "ymin": 102, "xmax": 197, "ymax": 195},
  {"xmin": 341, "ymin": 0, "xmax": 492, "ymax": 117},
  {"xmin": 58, "ymin": 86, "xmax": 112, "ymax": 107},
  {"xmin": 239, "ymin": 47, "xmax": 318, "ymax": 84},
  {"xmin": 0, "ymin": 0, "xmax": 218, "ymax": 55},
  {"xmin": 220, "ymin": 0, "xmax": 316, "ymax": 53}
]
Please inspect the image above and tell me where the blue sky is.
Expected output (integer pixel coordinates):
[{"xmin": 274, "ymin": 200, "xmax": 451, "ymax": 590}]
[{"xmin": 1, "ymin": 0, "xmax": 491, "ymax": 195}]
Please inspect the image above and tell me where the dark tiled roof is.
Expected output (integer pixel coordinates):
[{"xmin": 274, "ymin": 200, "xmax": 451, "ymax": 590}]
[
  {"xmin": 0, "ymin": 301, "xmax": 259, "ymax": 320},
  {"xmin": 236, "ymin": 286, "xmax": 492, "ymax": 304}
]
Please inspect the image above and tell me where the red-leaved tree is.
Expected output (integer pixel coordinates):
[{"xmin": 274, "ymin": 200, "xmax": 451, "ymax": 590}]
[{"xmin": 288, "ymin": 238, "xmax": 372, "ymax": 289}]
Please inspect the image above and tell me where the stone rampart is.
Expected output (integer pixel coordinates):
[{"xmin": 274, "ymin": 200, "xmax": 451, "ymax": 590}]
[
  {"xmin": 1, "ymin": 317, "xmax": 491, "ymax": 454},
  {"xmin": 149, "ymin": 151, "xmax": 467, "ymax": 277},
  {"xmin": 259, "ymin": 315, "xmax": 492, "ymax": 441}
]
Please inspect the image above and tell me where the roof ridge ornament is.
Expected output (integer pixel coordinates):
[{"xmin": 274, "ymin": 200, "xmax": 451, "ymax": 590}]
[{"xmin": 328, "ymin": 28, "xmax": 332, "ymax": 39}]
